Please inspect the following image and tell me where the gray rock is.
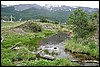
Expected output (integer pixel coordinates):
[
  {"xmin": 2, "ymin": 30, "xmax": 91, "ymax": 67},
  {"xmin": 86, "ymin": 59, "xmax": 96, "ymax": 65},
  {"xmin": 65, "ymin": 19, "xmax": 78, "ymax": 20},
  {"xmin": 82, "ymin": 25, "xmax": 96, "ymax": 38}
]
[
  {"xmin": 41, "ymin": 54, "xmax": 55, "ymax": 60},
  {"xmin": 39, "ymin": 32, "xmax": 67, "ymax": 45}
]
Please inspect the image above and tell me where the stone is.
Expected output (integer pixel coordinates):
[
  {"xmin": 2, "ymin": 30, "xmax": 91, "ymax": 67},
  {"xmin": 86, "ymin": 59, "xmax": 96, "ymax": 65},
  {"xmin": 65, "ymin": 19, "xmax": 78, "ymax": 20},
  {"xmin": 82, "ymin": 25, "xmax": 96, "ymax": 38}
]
[
  {"xmin": 53, "ymin": 47, "xmax": 60, "ymax": 54},
  {"xmin": 41, "ymin": 54, "xmax": 55, "ymax": 60},
  {"xmin": 12, "ymin": 47, "xmax": 20, "ymax": 50},
  {"xmin": 1, "ymin": 36, "xmax": 4, "ymax": 43}
]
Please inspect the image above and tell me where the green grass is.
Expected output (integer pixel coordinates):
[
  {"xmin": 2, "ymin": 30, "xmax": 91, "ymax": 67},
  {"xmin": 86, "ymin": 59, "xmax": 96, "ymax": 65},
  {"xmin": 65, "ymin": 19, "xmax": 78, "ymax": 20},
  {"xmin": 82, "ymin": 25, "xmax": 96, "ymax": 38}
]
[
  {"xmin": 1, "ymin": 22, "xmax": 62, "ymax": 66},
  {"xmin": 20, "ymin": 58, "xmax": 79, "ymax": 66},
  {"xmin": 1, "ymin": 48, "xmax": 17, "ymax": 60},
  {"xmin": 2, "ymin": 34, "xmax": 30, "ymax": 47},
  {"xmin": 65, "ymin": 39, "xmax": 89, "ymax": 53},
  {"xmin": 42, "ymin": 30, "xmax": 56, "ymax": 36},
  {"xmin": 1, "ymin": 22, "xmax": 98, "ymax": 66},
  {"xmin": 64, "ymin": 39, "xmax": 99, "ymax": 59},
  {"xmin": 1, "ymin": 58, "xmax": 15, "ymax": 66},
  {"xmin": 1, "ymin": 22, "xmax": 25, "ymax": 29}
]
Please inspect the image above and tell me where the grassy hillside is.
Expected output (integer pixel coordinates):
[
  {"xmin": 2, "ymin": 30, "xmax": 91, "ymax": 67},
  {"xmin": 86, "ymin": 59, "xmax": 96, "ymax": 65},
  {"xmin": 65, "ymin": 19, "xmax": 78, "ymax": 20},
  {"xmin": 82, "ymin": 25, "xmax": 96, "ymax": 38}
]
[{"xmin": 1, "ymin": 21, "xmax": 99, "ymax": 66}]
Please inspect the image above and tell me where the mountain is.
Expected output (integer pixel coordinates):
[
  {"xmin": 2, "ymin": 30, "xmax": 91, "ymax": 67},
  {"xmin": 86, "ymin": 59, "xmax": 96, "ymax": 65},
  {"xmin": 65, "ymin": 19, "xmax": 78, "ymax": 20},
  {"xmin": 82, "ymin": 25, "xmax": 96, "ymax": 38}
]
[
  {"xmin": 14, "ymin": 4, "xmax": 42, "ymax": 11},
  {"xmin": 1, "ymin": 4, "xmax": 99, "ymax": 23},
  {"xmin": 1, "ymin": 4, "xmax": 7, "ymax": 7}
]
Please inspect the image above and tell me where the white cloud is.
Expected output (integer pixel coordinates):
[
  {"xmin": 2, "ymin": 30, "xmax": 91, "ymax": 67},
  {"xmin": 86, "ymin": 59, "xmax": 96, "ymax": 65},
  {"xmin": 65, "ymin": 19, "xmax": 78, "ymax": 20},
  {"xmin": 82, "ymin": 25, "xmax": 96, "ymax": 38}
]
[{"xmin": 1, "ymin": 1, "xmax": 99, "ymax": 8}]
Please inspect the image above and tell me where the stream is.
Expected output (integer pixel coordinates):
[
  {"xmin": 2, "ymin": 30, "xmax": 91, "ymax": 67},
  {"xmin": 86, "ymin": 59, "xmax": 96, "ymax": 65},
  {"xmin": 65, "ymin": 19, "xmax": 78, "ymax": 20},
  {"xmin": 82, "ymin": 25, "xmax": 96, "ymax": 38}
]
[
  {"xmin": 37, "ymin": 32, "xmax": 99, "ymax": 66},
  {"xmin": 13, "ymin": 32, "xmax": 99, "ymax": 66}
]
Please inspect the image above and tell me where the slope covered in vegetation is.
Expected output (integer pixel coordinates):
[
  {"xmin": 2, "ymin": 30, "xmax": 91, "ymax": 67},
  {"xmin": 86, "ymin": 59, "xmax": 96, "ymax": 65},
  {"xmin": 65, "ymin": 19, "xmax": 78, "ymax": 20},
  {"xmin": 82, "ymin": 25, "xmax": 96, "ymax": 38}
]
[{"xmin": 1, "ymin": 8, "xmax": 99, "ymax": 66}]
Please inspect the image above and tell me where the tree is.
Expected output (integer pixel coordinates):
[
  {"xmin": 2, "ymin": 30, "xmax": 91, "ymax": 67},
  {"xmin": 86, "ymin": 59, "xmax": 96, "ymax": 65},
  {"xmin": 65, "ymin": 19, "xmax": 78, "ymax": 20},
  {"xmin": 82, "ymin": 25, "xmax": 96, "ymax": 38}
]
[
  {"xmin": 40, "ymin": 16, "xmax": 47, "ymax": 22},
  {"xmin": 67, "ymin": 8, "xmax": 98, "ymax": 44},
  {"xmin": 88, "ymin": 11, "xmax": 99, "ymax": 43},
  {"xmin": 89, "ymin": 11, "xmax": 99, "ymax": 23}
]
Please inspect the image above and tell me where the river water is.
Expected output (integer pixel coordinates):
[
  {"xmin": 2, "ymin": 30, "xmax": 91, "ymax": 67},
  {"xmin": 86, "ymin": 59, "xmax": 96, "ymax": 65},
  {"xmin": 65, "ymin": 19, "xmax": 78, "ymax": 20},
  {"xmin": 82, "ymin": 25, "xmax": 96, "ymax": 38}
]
[{"xmin": 38, "ymin": 32, "xmax": 99, "ymax": 66}]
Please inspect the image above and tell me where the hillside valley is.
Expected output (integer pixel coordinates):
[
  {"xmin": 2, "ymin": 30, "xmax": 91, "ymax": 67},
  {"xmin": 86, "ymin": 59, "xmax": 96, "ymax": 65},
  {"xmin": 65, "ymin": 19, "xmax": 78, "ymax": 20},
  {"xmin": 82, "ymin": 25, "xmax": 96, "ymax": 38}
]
[{"xmin": 1, "ymin": 4, "xmax": 99, "ymax": 23}]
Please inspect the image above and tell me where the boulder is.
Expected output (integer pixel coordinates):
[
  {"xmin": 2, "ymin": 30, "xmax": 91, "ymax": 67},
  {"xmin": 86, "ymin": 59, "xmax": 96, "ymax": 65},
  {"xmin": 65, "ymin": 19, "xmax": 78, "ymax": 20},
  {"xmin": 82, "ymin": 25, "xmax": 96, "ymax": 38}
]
[
  {"xmin": 31, "ymin": 50, "xmax": 56, "ymax": 60},
  {"xmin": 41, "ymin": 54, "xmax": 55, "ymax": 60}
]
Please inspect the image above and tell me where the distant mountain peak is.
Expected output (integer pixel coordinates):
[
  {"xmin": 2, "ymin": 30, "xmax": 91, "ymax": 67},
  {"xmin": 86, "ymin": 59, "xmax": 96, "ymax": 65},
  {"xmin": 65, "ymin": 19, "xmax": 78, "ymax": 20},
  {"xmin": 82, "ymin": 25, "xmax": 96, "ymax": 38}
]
[
  {"xmin": 1, "ymin": 4, "xmax": 7, "ymax": 7},
  {"xmin": 13, "ymin": 4, "xmax": 42, "ymax": 11},
  {"xmin": 44, "ymin": 4, "xmax": 60, "ymax": 8},
  {"xmin": 1, "ymin": 3, "xmax": 99, "ymax": 23}
]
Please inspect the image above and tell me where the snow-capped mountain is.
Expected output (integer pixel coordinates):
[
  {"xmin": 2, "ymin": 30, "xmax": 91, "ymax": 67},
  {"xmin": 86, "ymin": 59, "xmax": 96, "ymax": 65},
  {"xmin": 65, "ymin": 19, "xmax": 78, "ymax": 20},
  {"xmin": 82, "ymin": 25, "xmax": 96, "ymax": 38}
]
[
  {"xmin": 1, "ymin": 4, "xmax": 99, "ymax": 23},
  {"xmin": 2, "ymin": 4, "xmax": 98, "ymax": 12}
]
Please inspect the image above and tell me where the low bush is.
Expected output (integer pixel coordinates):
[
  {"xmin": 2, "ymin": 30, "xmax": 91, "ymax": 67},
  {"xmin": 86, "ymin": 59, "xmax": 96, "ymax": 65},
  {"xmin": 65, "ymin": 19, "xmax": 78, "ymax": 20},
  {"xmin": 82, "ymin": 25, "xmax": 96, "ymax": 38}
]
[
  {"xmin": 20, "ymin": 58, "xmax": 79, "ymax": 66},
  {"xmin": 1, "ymin": 58, "xmax": 15, "ymax": 66}
]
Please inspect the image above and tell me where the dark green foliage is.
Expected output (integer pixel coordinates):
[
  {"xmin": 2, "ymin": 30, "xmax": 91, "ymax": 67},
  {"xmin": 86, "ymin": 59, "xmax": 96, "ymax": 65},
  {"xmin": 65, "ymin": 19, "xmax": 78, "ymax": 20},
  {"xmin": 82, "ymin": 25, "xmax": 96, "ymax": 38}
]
[
  {"xmin": 67, "ymin": 8, "xmax": 88, "ymax": 39},
  {"xmin": 88, "ymin": 42, "xmax": 97, "ymax": 49},
  {"xmin": 40, "ymin": 16, "xmax": 48, "ymax": 22},
  {"xmin": 1, "ymin": 6, "xmax": 19, "ymax": 21},
  {"xmin": 67, "ymin": 8, "xmax": 98, "ymax": 44},
  {"xmin": 89, "ymin": 11, "xmax": 99, "ymax": 22},
  {"xmin": 53, "ymin": 21, "xmax": 59, "ymax": 24},
  {"xmin": 1, "ymin": 16, "xmax": 9, "ymax": 21}
]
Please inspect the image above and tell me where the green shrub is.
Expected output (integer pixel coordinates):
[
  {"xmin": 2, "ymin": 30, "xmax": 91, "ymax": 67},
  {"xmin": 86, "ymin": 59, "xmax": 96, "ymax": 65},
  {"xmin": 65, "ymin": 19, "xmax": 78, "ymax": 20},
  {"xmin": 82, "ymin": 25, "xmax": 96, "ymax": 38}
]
[
  {"xmin": 88, "ymin": 48, "xmax": 99, "ymax": 59},
  {"xmin": 67, "ymin": 8, "xmax": 98, "ymax": 43},
  {"xmin": 21, "ymin": 59, "xmax": 51, "ymax": 66},
  {"xmin": 23, "ymin": 22, "xmax": 42, "ymax": 32},
  {"xmin": 88, "ymin": 42, "xmax": 97, "ymax": 49},
  {"xmin": 1, "ymin": 58, "xmax": 15, "ymax": 66},
  {"xmin": 40, "ymin": 16, "xmax": 48, "ymax": 22},
  {"xmin": 21, "ymin": 58, "xmax": 79, "ymax": 66}
]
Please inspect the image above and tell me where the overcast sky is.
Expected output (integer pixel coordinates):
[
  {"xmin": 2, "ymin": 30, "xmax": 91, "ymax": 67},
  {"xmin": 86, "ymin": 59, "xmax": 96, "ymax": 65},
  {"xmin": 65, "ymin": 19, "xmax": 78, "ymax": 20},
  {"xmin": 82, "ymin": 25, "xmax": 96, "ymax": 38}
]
[{"xmin": 1, "ymin": 1, "xmax": 99, "ymax": 8}]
